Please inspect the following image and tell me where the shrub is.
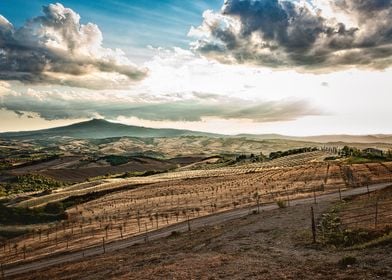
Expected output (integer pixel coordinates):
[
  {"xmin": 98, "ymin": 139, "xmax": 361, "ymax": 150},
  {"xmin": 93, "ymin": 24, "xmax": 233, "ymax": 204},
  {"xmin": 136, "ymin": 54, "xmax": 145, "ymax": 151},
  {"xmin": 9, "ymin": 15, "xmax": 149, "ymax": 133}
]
[
  {"xmin": 44, "ymin": 202, "xmax": 64, "ymax": 214},
  {"xmin": 338, "ymin": 256, "xmax": 357, "ymax": 268},
  {"xmin": 170, "ymin": 230, "xmax": 181, "ymax": 237},
  {"xmin": 276, "ymin": 200, "xmax": 286, "ymax": 208}
]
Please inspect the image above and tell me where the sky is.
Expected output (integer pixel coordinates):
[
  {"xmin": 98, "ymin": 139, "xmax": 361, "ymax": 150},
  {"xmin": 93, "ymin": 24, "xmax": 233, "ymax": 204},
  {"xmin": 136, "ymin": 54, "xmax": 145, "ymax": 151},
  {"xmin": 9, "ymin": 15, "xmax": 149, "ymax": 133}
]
[{"xmin": 0, "ymin": 0, "xmax": 391, "ymax": 136}]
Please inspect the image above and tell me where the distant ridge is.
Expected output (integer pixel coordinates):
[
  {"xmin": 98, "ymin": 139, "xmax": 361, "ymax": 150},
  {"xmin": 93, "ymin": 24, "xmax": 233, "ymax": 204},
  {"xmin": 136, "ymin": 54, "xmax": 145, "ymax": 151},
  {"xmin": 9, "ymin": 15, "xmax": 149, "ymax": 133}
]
[
  {"xmin": 1, "ymin": 119, "xmax": 391, "ymax": 144},
  {"xmin": 235, "ymin": 133, "xmax": 392, "ymax": 144},
  {"xmin": 0, "ymin": 119, "xmax": 221, "ymax": 139}
]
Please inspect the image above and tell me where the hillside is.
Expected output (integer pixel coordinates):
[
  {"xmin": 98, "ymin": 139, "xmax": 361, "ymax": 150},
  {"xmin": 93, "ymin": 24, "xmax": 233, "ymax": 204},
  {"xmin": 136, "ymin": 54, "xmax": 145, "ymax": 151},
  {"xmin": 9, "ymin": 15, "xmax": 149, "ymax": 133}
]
[{"xmin": 0, "ymin": 119, "xmax": 220, "ymax": 139}]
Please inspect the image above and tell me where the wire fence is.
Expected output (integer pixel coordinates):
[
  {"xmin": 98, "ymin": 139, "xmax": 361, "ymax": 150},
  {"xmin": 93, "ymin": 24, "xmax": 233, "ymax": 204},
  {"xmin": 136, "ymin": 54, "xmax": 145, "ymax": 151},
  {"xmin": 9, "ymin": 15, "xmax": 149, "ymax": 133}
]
[{"xmin": 339, "ymin": 198, "xmax": 392, "ymax": 230}]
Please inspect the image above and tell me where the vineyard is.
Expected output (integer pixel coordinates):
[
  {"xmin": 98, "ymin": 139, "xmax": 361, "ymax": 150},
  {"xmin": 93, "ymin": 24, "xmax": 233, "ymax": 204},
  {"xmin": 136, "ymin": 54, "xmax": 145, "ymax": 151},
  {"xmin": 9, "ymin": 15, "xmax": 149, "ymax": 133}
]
[
  {"xmin": 1, "ymin": 152, "xmax": 392, "ymax": 267},
  {"xmin": 11, "ymin": 151, "xmax": 329, "ymax": 208}
]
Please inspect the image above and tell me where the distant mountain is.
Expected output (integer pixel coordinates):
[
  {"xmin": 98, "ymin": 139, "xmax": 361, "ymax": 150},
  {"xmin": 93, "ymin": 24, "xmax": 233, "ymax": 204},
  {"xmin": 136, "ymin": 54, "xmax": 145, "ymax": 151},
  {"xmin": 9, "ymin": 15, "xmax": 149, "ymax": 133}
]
[
  {"xmin": 299, "ymin": 134, "xmax": 392, "ymax": 144},
  {"xmin": 0, "ymin": 119, "xmax": 222, "ymax": 139},
  {"xmin": 236, "ymin": 133, "xmax": 392, "ymax": 144},
  {"xmin": 1, "ymin": 119, "xmax": 391, "ymax": 144}
]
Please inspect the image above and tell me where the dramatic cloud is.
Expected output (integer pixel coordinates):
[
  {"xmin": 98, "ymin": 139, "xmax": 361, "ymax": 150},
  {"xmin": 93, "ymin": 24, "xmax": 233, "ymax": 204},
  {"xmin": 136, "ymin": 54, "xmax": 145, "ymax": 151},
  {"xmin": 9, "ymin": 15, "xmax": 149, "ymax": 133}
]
[
  {"xmin": 0, "ymin": 3, "xmax": 146, "ymax": 89},
  {"xmin": 0, "ymin": 86, "xmax": 320, "ymax": 122},
  {"xmin": 189, "ymin": 0, "xmax": 392, "ymax": 70}
]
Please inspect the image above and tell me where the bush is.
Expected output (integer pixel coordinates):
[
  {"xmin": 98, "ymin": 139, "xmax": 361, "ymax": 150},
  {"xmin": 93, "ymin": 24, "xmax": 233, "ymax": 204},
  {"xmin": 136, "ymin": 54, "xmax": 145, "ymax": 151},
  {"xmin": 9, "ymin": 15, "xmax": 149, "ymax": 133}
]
[
  {"xmin": 276, "ymin": 200, "xmax": 286, "ymax": 208},
  {"xmin": 338, "ymin": 256, "xmax": 357, "ymax": 268},
  {"xmin": 269, "ymin": 147, "xmax": 318, "ymax": 160},
  {"xmin": 0, "ymin": 203, "xmax": 65, "ymax": 225},
  {"xmin": 44, "ymin": 202, "xmax": 64, "ymax": 214},
  {"xmin": 170, "ymin": 230, "xmax": 181, "ymax": 237},
  {"xmin": 318, "ymin": 210, "xmax": 384, "ymax": 247},
  {"xmin": 102, "ymin": 155, "xmax": 130, "ymax": 166}
]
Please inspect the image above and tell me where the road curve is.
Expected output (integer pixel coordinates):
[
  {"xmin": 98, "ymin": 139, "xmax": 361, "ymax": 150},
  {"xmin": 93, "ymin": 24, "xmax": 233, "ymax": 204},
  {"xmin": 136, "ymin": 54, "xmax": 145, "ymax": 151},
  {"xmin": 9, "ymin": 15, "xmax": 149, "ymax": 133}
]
[{"xmin": 3, "ymin": 182, "xmax": 391, "ymax": 278}]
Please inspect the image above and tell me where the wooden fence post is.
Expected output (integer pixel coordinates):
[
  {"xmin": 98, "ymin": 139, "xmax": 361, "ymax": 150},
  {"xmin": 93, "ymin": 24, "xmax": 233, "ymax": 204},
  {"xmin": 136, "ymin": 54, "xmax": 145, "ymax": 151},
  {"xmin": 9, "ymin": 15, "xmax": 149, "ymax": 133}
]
[
  {"xmin": 187, "ymin": 216, "xmax": 191, "ymax": 232},
  {"xmin": 286, "ymin": 191, "xmax": 290, "ymax": 207},
  {"xmin": 311, "ymin": 206, "xmax": 316, "ymax": 243},
  {"xmin": 374, "ymin": 199, "xmax": 379, "ymax": 229},
  {"xmin": 102, "ymin": 237, "xmax": 106, "ymax": 253},
  {"xmin": 144, "ymin": 223, "xmax": 149, "ymax": 243},
  {"xmin": 338, "ymin": 185, "xmax": 342, "ymax": 201}
]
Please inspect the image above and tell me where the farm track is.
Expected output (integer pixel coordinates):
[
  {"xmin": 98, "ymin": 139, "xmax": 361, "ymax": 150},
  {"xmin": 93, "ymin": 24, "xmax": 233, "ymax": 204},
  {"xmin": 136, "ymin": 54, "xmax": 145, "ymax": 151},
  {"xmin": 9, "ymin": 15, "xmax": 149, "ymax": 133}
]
[{"xmin": 3, "ymin": 182, "xmax": 391, "ymax": 278}]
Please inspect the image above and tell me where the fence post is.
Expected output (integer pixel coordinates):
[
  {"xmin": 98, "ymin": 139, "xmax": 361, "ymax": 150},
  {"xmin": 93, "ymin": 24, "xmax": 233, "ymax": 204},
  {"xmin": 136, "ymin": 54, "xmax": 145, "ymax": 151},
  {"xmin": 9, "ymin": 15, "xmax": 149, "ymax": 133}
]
[
  {"xmin": 286, "ymin": 191, "xmax": 290, "ymax": 207},
  {"xmin": 338, "ymin": 185, "xmax": 342, "ymax": 201},
  {"xmin": 374, "ymin": 199, "xmax": 379, "ymax": 229},
  {"xmin": 311, "ymin": 206, "xmax": 316, "ymax": 243},
  {"xmin": 187, "ymin": 216, "xmax": 191, "ymax": 232},
  {"xmin": 144, "ymin": 223, "xmax": 149, "ymax": 243},
  {"xmin": 313, "ymin": 187, "xmax": 317, "ymax": 204},
  {"xmin": 102, "ymin": 237, "xmax": 106, "ymax": 253},
  {"xmin": 23, "ymin": 244, "xmax": 26, "ymax": 260}
]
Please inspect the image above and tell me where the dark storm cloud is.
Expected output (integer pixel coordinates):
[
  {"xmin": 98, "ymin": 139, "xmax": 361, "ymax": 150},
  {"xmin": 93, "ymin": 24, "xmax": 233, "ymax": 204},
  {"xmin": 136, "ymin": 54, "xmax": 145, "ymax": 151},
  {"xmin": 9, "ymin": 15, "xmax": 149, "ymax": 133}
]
[
  {"xmin": 0, "ymin": 4, "xmax": 146, "ymax": 89},
  {"xmin": 190, "ymin": 0, "xmax": 392, "ymax": 70}
]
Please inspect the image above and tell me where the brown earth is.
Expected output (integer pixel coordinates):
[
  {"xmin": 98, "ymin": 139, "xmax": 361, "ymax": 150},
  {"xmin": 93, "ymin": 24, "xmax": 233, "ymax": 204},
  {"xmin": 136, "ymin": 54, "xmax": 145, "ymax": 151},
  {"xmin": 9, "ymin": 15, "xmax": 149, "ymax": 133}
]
[
  {"xmin": 6, "ymin": 156, "xmax": 208, "ymax": 183},
  {"xmin": 40, "ymin": 157, "xmax": 176, "ymax": 183}
]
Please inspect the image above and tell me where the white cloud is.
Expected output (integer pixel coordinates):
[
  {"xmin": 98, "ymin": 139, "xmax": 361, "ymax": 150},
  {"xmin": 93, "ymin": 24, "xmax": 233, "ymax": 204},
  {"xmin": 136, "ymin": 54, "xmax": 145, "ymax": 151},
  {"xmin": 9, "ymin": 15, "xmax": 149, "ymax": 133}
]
[{"xmin": 0, "ymin": 3, "xmax": 147, "ymax": 89}]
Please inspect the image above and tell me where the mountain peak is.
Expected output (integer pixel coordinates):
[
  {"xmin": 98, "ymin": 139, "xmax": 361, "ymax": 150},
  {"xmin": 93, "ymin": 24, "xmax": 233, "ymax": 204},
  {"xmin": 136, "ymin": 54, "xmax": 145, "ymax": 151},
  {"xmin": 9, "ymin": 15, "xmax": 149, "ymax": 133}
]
[
  {"xmin": 69, "ymin": 118, "xmax": 115, "ymax": 128},
  {"xmin": 86, "ymin": 118, "xmax": 110, "ymax": 124}
]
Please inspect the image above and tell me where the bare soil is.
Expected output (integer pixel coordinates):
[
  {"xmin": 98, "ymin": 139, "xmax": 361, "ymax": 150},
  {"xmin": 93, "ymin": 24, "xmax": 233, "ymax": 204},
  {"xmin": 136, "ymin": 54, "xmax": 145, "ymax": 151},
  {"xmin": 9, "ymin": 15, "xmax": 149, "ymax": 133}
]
[{"xmin": 40, "ymin": 157, "xmax": 175, "ymax": 183}]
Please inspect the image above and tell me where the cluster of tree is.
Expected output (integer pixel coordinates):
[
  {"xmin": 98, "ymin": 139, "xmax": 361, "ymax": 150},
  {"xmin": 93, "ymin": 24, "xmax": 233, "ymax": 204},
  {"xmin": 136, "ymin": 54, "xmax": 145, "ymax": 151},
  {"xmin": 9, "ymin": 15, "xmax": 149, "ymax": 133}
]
[
  {"xmin": 269, "ymin": 147, "xmax": 318, "ymax": 160},
  {"xmin": 0, "ymin": 202, "xmax": 66, "ymax": 225},
  {"xmin": 235, "ymin": 152, "xmax": 268, "ymax": 163},
  {"xmin": 321, "ymin": 146, "xmax": 339, "ymax": 154},
  {"xmin": 340, "ymin": 146, "xmax": 391, "ymax": 160},
  {"xmin": 122, "ymin": 169, "xmax": 170, "ymax": 178},
  {"xmin": 101, "ymin": 155, "xmax": 130, "ymax": 166},
  {"xmin": 2, "ymin": 154, "xmax": 61, "ymax": 170},
  {"xmin": 0, "ymin": 174, "xmax": 65, "ymax": 196}
]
